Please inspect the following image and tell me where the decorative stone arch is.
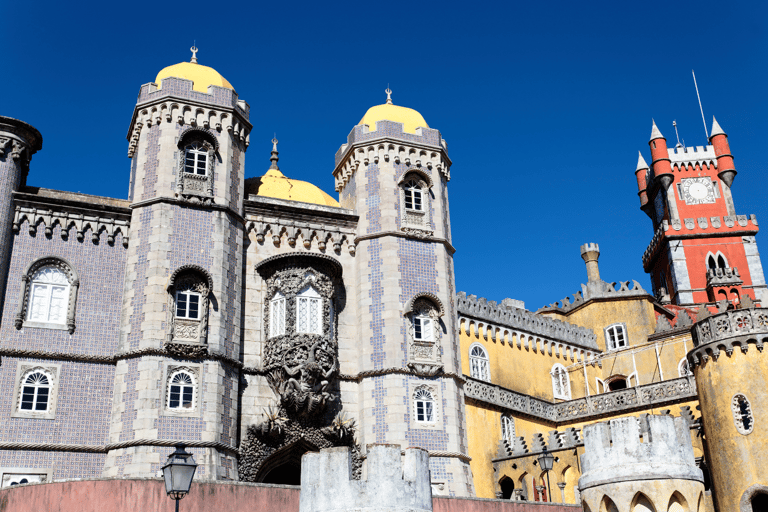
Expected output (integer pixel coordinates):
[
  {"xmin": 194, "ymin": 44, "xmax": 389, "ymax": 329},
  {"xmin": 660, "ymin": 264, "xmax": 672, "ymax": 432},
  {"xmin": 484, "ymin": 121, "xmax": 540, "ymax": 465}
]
[
  {"xmin": 15, "ymin": 255, "xmax": 79, "ymax": 334},
  {"xmin": 630, "ymin": 491, "xmax": 656, "ymax": 512},
  {"xmin": 667, "ymin": 491, "xmax": 689, "ymax": 512},
  {"xmin": 404, "ymin": 293, "xmax": 444, "ymax": 375},
  {"xmin": 254, "ymin": 438, "xmax": 319, "ymax": 485},
  {"xmin": 599, "ymin": 495, "xmax": 619, "ymax": 512},
  {"xmin": 705, "ymin": 250, "xmax": 729, "ymax": 270},
  {"xmin": 176, "ymin": 127, "xmax": 218, "ymax": 203},
  {"xmin": 12, "ymin": 362, "xmax": 61, "ymax": 420},
  {"xmin": 498, "ymin": 475, "xmax": 515, "ymax": 500},
  {"xmin": 739, "ymin": 485, "xmax": 768, "ymax": 512},
  {"xmin": 166, "ymin": 264, "xmax": 213, "ymax": 353},
  {"xmin": 412, "ymin": 383, "xmax": 439, "ymax": 426},
  {"xmin": 404, "ymin": 292, "xmax": 445, "ymax": 317},
  {"xmin": 731, "ymin": 393, "xmax": 754, "ymax": 435},
  {"xmin": 397, "ymin": 167, "xmax": 434, "ymax": 188},
  {"xmin": 605, "ymin": 374, "xmax": 629, "ymax": 391},
  {"xmin": 164, "ymin": 365, "xmax": 200, "ymax": 413}
]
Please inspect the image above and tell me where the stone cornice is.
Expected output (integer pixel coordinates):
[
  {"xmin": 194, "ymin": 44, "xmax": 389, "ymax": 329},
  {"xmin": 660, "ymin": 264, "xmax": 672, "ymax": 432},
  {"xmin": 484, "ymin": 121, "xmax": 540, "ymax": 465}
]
[
  {"xmin": 0, "ymin": 439, "xmax": 238, "ymax": 456},
  {"xmin": 689, "ymin": 307, "xmax": 768, "ymax": 367},
  {"xmin": 129, "ymin": 196, "xmax": 245, "ymax": 223},
  {"xmin": 355, "ymin": 231, "xmax": 456, "ymax": 255}
]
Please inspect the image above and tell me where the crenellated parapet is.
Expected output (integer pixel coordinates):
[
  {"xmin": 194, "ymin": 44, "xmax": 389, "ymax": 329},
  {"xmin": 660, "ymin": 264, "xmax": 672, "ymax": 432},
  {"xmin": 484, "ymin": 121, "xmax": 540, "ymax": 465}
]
[
  {"xmin": 668, "ymin": 144, "xmax": 718, "ymax": 172},
  {"xmin": 689, "ymin": 306, "xmax": 768, "ymax": 367},
  {"xmin": 457, "ymin": 291, "xmax": 599, "ymax": 354},
  {"xmin": 540, "ymin": 280, "xmax": 649, "ymax": 313},
  {"xmin": 333, "ymin": 122, "xmax": 451, "ymax": 192}
]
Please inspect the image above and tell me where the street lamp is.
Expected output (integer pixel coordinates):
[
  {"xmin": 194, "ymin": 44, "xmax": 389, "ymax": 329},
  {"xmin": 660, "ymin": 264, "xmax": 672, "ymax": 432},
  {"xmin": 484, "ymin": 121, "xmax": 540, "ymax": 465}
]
[
  {"xmin": 161, "ymin": 444, "xmax": 198, "ymax": 512},
  {"xmin": 537, "ymin": 449, "xmax": 554, "ymax": 502}
]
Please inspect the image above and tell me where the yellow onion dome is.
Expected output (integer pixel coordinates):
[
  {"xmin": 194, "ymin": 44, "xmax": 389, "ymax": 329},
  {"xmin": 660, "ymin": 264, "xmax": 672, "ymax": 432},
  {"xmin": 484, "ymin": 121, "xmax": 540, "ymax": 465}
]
[
  {"xmin": 155, "ymin": 48, "xmax": 235, "ymax": 93},
  {"xmin": 358, "ymin": 88, "xmax": 428, "ymax": 134}
]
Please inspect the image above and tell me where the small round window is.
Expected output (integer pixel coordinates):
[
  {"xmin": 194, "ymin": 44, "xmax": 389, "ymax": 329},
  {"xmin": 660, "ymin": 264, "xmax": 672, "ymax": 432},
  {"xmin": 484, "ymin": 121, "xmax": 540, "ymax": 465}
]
[{"xmin": 732, "ymin": 394, "xmax": 754, "ymax": 435}]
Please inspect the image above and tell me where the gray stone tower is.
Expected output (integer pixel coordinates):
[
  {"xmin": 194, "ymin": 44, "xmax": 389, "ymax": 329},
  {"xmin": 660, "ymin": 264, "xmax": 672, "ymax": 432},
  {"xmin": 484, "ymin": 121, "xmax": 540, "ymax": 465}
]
[
  {"xmin": 103, "ymin": 51, "xmax": 251, "ymax": 479},
  {"xmin": 332, "ymin": 92, "xmax": 473, "ymax": 496},
  {"xmin": 0, "ymin": 117, "xmax": 42, "ymax": 309}
]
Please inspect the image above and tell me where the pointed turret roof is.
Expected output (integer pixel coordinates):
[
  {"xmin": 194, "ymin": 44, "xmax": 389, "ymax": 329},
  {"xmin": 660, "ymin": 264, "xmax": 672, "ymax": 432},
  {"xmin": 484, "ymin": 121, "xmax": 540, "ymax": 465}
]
[
  {"xmin": 649, "ymin": 119, "xmax": 664, "ymax": 141},
  {"xmin": 710, "ymin": 116, "xmax": 726, "ymax": 138},
  {"xmin": 636, "ymin": 151, "xmax": 649, "ymax": 171}
]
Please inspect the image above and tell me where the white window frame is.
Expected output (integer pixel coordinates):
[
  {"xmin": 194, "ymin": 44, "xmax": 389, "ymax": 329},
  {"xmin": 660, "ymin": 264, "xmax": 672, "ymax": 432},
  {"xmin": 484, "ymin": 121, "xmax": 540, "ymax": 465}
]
[
  {"xmin": 184, "ymin": 142, "xmax": 208, "ymax": 176},
  {"xmin": 269, "ymin": 291, "xmax": 286, "ymax": 338},
  {"xmin": 166, "ymin": 370, "xmax": 197, "ymax": 411},
  {"xmin": 678, "ymin": 358, "xmax": 693, "ymax": 377},
  {"xmin": 404, "ymin": 179, "xmax": 424, "ymax": 211},
  {"xmin": 12, "ymin": 363, "xmax": 60, "ymax": 420},
  {"xmin": 551, "ymin": 363, "xmax": 571, "ymax": 400},
  {"xmin": 501, "ymin": 415, "xmax": 515, "ymax": 443},
  {"xmin": 604, "ymin": 323, "xmax": 628, "ymax": 351},
  {"xmin": 26, "ymin": 266, "xmax": 70, "ymax": 325},
  {"xmin": 413, "ymin": 314, "xmax": 433, "ymax": 342},
  {"xmin": 469, "ymin": 343, "xmax": 490, "ymax": 381},
  {"xmin": 175, "ymin": 290, "xmax": 201, "ymax": 320},
  {"xmin": 162, "ymin": 364, "xmax": 202, "ymax": 418},
  {"xmin": 296, "ymin": 285, "xmax": 323, "ymax": 335},
  {"xmin": 414, "ymin": 387, "xmax": 435, "ymax": 424}
]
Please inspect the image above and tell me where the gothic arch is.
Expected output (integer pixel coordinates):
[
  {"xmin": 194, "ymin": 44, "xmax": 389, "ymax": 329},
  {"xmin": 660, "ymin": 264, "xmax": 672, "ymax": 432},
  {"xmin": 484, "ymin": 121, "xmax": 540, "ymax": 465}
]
[
  {"xmin": 397, "ymin": 167, "xmax": 434, "ymax": 188},
  {"xmin": 667, "ymin": 491, "xmax": 688, "ymax": 512},
  {"xmin": 600, "ymin": 495, "xmax": 619, "ymax": 512},
  {"xmin": 254, "ymin": 438, "xmax": 319, "ymax": 485},
  {"xmin": 631, "ymin": 492, "xmax": 656, "ymax": 512},
  {"xmin": 178, "ymin": 126, "xmax": 220, "ymax": 152},
  {"xmin": 404, "ymin": 292, "xmax": 445, "ymax": 317}
]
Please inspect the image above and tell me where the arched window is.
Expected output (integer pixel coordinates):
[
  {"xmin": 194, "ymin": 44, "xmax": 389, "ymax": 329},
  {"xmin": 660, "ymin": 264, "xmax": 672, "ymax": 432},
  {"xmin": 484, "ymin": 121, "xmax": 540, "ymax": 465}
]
[
  {"xmin": 15, "ymin": 257, "xmax": 79, "ymax": 333},
  {"xmin": 167, "ymin": 370, "xmax": 196, "ymax": 410},
  {"xmin": 404, "ymin": 293, "xmax": 444, "ymax": 374},
  {"xmin": 707, "ymin": 252, "xmax": 728, "ymax": 270},
  {"xmin": 551, "ymin": 363, "xmax": 571, "ymax": 399},
  {"xmin": 184, "ymin": 142, "xmax": 208, "ymax": 175},
  {"xmin": 469, "ymin": 343, "xmax": 490, "ymax": 381},
  {"xmin": 606, "ymin": 375, "xmax": 628, "ymax": 391},
  {"xmin": 167, "ymin": 265, "xmax": 212, "ymax": 346},
  {"xmin": 19, "ymin": 371, "xmax": 50, "ymax": 412},
  {"xmin": 501, "ymin": 415, "xmax": 515, "ymax": 442},
  {"xmin": 414, "ymin": 387, "xmax": 435, "ymax": 423},
  {"xmin": 404, "ymin": 180, "xmax": 423, "ymax": 211},
  {"xmin": 604, "ymin": 323, "xmax": 628, "ymax": 351},
  {"xmin": 678, "ymin": 358, "xmax": 693, "ymax": 377},
  {"xmin": 269, "ymin": 291, "xmax": 286, "ymax": 338},
  {"xmin": 732, "ymin": 394, "xmax": 754, "ymax": 435},
  {"xmin": 296, "ymin": 286, "xmax": 322, "ymax": 334}
]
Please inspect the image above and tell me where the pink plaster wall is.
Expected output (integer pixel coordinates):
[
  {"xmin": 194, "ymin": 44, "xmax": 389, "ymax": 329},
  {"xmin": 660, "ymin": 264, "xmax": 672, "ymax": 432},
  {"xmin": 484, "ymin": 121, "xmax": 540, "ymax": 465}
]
[{"xmin": 0, "ymin": 479, "xmax": 582, "ymax": 512}]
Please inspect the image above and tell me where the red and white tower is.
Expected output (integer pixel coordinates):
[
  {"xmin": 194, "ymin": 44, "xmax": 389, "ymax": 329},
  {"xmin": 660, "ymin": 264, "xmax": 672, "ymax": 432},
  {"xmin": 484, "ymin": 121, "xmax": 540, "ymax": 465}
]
[{"xmin": 637, "ymin": 118, "xmax": 766, "ymax": 306}]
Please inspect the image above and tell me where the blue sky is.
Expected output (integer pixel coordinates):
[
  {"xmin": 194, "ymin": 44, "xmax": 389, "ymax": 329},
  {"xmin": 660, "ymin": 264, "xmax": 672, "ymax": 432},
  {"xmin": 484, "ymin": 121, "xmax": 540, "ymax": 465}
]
[{"xmin": 3, "ymin": 1, "xmax": 767, "ymax": 311}]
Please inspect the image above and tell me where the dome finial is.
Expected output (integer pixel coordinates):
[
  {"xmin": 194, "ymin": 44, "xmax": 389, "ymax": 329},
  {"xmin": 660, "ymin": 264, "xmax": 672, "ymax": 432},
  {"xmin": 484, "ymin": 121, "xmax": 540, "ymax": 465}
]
[
  {"xmin": 270, "ymin": 136, "xmax": 279, "ymax": 170},
  {"xmin": 190, "ymin": 45, "xmax": 199, "ymax": 64},
  {"xmin": 385, "ymin": 86, "xmax": 393, "ymax": 105}
]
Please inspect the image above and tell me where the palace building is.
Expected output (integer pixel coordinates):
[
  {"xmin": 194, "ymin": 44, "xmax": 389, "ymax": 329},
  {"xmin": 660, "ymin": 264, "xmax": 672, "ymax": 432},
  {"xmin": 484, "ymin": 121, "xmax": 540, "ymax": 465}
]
[{"xmin": 0, "ymin": 50, "xmax": 765, "ymax": 512}]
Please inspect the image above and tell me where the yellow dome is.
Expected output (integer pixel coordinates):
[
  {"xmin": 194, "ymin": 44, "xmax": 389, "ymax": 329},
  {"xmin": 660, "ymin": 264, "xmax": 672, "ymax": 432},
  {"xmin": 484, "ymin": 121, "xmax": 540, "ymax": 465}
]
[
  {"xmin": 250, "ymin": 169, "xmax": 339, "ymax": 207},
  {"xmin": 155, "ymin": 61, "xmax": 235, "ymax": 94},
  {"xmin": 359, "ymin": 103, "xmax": 428, "ymax": 134}
]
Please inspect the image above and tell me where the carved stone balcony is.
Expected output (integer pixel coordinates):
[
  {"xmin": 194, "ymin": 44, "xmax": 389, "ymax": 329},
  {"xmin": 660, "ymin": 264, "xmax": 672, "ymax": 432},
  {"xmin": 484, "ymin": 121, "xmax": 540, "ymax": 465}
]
[
  {"xmin": 690, "ymin": 307, "xmax": 768, "ymax": 367},
  {"xmin": 706, "ymin": 266, "xmax": 742, "ymax": 288},
  {"xmin": 463, "ymin": 375, "xmax": 697, "ymax": 425}
]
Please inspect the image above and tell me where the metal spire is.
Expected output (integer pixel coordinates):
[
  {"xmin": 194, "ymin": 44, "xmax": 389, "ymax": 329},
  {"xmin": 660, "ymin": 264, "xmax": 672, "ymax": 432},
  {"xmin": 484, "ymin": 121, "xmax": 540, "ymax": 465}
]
[
  {"xmin": 692, "ymin": 70, "xmax": 709, "ymax": 141},
  {"xmin": 385, "ymin": 87, "xmax": 393, "ymax": 105},
  {"xmin": 190, "ymin": 45, "xmax": 199, "ymax": 64},
  {"xmin": 269, "ymin": 137, "xmax": 279, "ymax": 170}
]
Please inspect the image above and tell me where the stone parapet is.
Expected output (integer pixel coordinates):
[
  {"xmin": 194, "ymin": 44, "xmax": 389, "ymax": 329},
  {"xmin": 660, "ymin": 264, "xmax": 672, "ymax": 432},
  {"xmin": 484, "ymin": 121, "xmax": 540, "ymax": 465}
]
[
  {"xmin": 706, "ymin": 266, "xmax": 742, "ymax": 287},
  {"xmin": 457, "ymin": 292, "xmax": 598, "ymax": 352},
  {"xmin": 300, "ymin": 445, "xmax": 432, "ymax": 512},
  {"xmin": 579, "ymin": 415, "xmax": 702, "ymax": 490},
  {"xmin": 689, "ymin": 306, "xmax": 768, "ymax": 367}
]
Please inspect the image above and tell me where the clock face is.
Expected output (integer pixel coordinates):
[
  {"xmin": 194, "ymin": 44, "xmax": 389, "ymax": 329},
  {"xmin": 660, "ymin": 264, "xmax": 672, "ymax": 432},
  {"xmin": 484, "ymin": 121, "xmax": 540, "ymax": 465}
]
[{"xmin": 681, "ymin": 177, "xmax": 716, "ymax": 205}]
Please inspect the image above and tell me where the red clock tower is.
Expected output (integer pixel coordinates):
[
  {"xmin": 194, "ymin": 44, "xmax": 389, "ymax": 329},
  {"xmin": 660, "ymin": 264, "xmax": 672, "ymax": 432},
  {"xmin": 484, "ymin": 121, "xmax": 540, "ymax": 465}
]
[{"xmin": 635, "ymin": 118, "xmax": 766, "ymax": 307}]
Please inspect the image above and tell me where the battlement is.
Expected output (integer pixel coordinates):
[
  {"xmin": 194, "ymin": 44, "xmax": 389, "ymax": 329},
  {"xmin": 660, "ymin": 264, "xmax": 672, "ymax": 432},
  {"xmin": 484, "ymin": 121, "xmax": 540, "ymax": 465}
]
[
  {"xmin": 667, "ymin": 144, "xmax": 717, "ymax": 171},
  {"xmin": 579, "ymin": 415, "xmax": 702, "ymax": 490},
  {"xmin": 456, "ymin": 292, "xmax": 598, "ymax": 350},
  {"xmin": 579, "ymin": 242, "xmax": 600, "ymax": 257},
  {"xmin": 539, "ymin": 280, "xmax": 649, "ymax": 314},
  {"xmin": 300, "ymin": 445, "xmax": 432, "ymax": 512}
]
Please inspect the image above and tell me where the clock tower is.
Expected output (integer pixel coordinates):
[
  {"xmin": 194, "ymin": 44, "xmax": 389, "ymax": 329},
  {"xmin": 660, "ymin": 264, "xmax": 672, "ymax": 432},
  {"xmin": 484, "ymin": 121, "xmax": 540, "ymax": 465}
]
[{"xmin": 635, "ymin": 118, "xmax": 767, "ymax": 306}]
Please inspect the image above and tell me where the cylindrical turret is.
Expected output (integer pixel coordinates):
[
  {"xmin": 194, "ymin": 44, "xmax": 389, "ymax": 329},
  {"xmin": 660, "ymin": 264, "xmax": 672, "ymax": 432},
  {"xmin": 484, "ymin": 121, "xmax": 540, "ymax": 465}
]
[
  {"xmin": 580, "ymin": 243, "xmax": 601, "ymax": 283},
  {"xmin": 710, "ymin": 116, "xmax": 736, "ymax": 187},
  {"xmin": 649, "ymin": 120, "xmax": 674, "ymax": 190},
  {"xmin": 0, "ymin": 116, "xmax": 42, "ymax": 309},
  {"xmin": 689, "ymin": 307, "xmax": 768, "ymax": 511},
  {"xmin": 635, "ymin": 151, "xmax": 649, "ymax": 207}
]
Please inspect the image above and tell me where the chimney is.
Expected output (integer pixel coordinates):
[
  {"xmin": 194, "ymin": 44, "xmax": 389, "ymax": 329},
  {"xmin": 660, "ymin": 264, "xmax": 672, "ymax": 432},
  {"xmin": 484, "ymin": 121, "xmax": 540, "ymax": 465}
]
[{"xmin": 580, "ymin": 243, "xmax": 601, "ymax": 282}]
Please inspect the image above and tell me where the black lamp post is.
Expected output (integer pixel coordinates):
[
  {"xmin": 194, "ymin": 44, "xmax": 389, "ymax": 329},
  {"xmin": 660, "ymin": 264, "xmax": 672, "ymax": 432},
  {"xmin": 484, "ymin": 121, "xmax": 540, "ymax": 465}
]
[
  {"xmin": 161, "ymin": 444, "xmax": 198, "ymax": 512},
  {"xmin": 537, "ymin": 449, "xmax": 554, "ymax": 502}
]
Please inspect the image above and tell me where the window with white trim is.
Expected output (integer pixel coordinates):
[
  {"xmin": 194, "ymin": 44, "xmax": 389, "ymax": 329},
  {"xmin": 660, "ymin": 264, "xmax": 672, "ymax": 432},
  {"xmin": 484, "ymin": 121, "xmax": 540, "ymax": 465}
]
[
  {"xmin": 413, "ymin": 314, "xmax": 433, "ymax": 342},
  {"xmin": 184, "ymin": 142, "xmax": 208, "ymax": 176},
  {"xmin": 175, "ymin": 290, "xmax": 201, "ymax": 320},
  {"xmin": 296, "ymin": 286, "xmax": 322, "ymax": 334},
  {"xmin": 404, "ymin": 180, "xmax": 423, "ymax": 211},
  {"xmin": 469, "ymin": 344, "xmax": 490, "ymax": 381},
  {"xmin": 501, "ymin": 415, "xmax": 515, "ymax": 443},
  {"xmin": 167, "ymin": 370, "xmax": 196, "ymax": 410},
  {"xmin": 551, "ymin": 363, "xmax": 571, "ymax": 399},
  {"xmin": 27, "ymin": 266, "xmax": 69, "ymax": 324},
  {"xmin": 19, "ymin": 371, "xmax": 50, "ymax": 412},
  {"xmin": 678, "ymin": 358, "xmax": 693, "ymax": 377},
  {"xmin": 269, "ymin": 291, "xmax": 286, "ymax": 338},
  {"xmin": 604, "ymin": 323, "xmax": 628, "ymax": 351},
  {"xmin": 414, "ymin": 388, "xmax": 435, "ymax": 423}
]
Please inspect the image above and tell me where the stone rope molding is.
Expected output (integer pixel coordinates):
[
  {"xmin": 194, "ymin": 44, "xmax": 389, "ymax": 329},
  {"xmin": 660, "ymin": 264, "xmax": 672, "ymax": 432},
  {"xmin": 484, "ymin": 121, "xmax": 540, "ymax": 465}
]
[
  {"xmin": 689, "ymin": 306, "xmax": 768, "ymax": 367},
  {"xmin": 457, "ymin": 292, "xmax": 599, "ymax": 357},
  {"xmin": 0, "ymin": 439, "xmax": 238, "ymax": 455},
  {"xmin": 358, "ymin": 449, "xmax": 471, "ymax": 463},
  {"xmin": 13, "ymin": 206, "xmax": 130, "ymax": 247},
  {"xmin": 464, "ymin": 375, "xmax": 697, "ymax": 425},
  {"xmin": 0, "ymin": 347, "xmax": 242, "ymax": 369}
]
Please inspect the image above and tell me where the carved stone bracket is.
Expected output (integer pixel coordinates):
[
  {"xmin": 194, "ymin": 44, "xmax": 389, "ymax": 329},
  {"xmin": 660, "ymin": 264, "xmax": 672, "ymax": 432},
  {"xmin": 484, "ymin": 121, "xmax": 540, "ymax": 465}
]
[{"xmin": 13, "ymin": 206, "xmax": 130, "ymax": 247}]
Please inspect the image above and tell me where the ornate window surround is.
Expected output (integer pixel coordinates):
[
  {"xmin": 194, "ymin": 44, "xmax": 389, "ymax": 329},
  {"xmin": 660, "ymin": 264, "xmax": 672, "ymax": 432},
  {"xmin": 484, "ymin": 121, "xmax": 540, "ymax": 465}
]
[
  {"xmin": 398, "ymin": 168, "xmax": 433, "ymax": 236},
  {"xmin": 604, "ymin": 323, "xmax": 629, "ymax": 351},
  {"xmin": 161, "ymin": 364, "xmax": 203, "ymax": 418},
  {"xmin": 678, "ymin": 358, "xmax": 693, "ymax": 377},
  {"xmin": 412, "ymin": 383, "xmax": 440, "ymax": 428},
  {"xmin": 551, "ymin": 363, "xmax": 571, "ymax": 400},
  {"xmin": 166, "ymin": 265, "xmax": 213, "ymax": 350},
  {"xmin": 705, "ymin": 251, "xmax": 728, "ymax": 270},
  {"xmin": 501, "ymin": 414, "xmax": 515, "ymax": 443},
  {"xmin": 469, "ymin": 342, "xmax": 490, "ymax": 382},
  {"xmin": 11, "ymin": 362, "xmax": 61, "ymax": 420},
  {"xmin": 176, "ymin": 127, "xmax": 218, "ymax": 204},
  {"xmin": 404, "ymin": 293, "xmax": 444, "ymax": 376},
  {"xmin": 14, "ymin": 256, "xmax": 79, "ymax": 334},
  {"xmin": 732, "ymin": 393, "xmax": 754, "ymax": 435},
  {"xmin": 0, "ymin": 468, "xmax": 53, "ymax": 488}
]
